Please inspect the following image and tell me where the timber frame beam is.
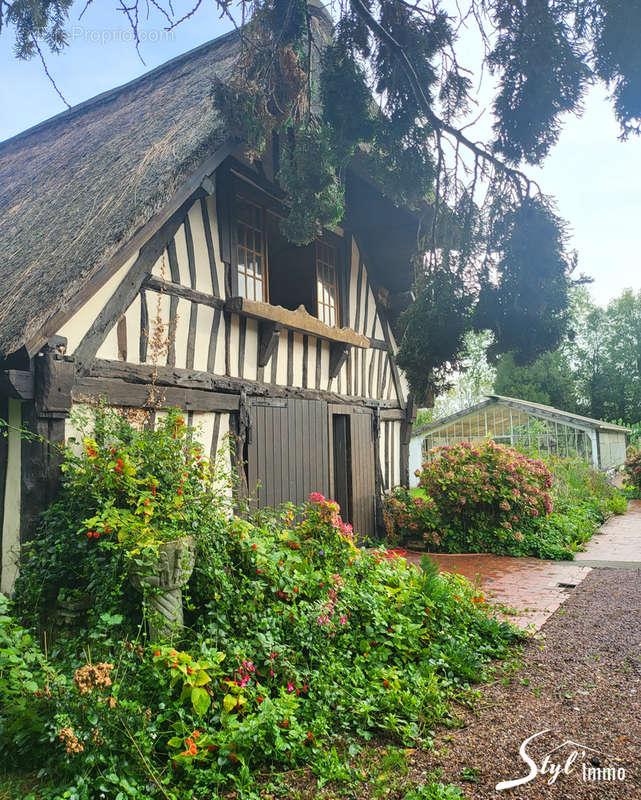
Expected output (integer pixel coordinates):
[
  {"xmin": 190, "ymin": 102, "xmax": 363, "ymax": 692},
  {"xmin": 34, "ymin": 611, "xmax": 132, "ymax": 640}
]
[
  {"xmin": 88, "ymin": 359, "xmax": 403, "ymax": 411},
  {"xmin": 0, "ymin": 370, "xmax": 34, "ymax": 400},
  {"xmin": 74, "ymin": 192, "xmax": 208, "ymax": 376}
]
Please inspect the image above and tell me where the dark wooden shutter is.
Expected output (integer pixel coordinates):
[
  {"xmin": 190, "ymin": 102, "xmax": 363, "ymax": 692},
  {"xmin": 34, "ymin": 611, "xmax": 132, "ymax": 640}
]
[
  {"xmin": 247, "ymin": 398, "xmax": 330, "ymax": 508},
  {"xmin": 350, "ymin": 407, "xmax": 376, "ymax": 538}
]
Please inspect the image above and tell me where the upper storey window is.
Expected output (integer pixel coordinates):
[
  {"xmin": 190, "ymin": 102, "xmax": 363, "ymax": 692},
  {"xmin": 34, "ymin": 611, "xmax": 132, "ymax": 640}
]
[
  {"xmin": 236, "ymin": 198, "xmax": 267, "ymax": 302},
  {"xmin": 316, "ymin": 241, "xmax": 338, "ymax": 327},
  {"xmin": 233, "ymin": 192, "xmax": 341, "ymax": 327}
]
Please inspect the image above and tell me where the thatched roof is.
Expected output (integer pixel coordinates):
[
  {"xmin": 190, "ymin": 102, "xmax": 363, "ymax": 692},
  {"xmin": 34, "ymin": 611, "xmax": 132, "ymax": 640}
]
[{"xmin": 0, "ymin": 27, "xmax": 246, "ymax": 358}]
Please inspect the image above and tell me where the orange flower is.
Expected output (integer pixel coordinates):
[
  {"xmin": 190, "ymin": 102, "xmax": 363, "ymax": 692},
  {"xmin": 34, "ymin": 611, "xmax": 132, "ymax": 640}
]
[{"xmin": 189, "ymin": 743, "xmax": 197, "ymax": 755}]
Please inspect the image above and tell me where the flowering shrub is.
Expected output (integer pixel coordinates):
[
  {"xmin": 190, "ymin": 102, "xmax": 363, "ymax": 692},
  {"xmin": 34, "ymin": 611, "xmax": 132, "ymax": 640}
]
[
  {"xmin": 624, "ymin": 447, "xmax": 641, "ymax": 492},
  {"xmin": 9, "ymin": 409, "xmax": 517, "ymax": 799},
  {"xmin": 419, "ymin": 441, "xmax": 553, "ymax": 544},
  {"xmin": 383, "ymin": 486, "xmax": 441, "ymax": 547},
  {"xmin": 385, "ymin": 443, "xmax": 625, "ymax": 559},
  {"xmin": 14, "ymin": 406, "xmax": 229, "ymax": 629},
  {"xmin": 68, "ymin": 406, "xmax": 223, "ymax": 550}
]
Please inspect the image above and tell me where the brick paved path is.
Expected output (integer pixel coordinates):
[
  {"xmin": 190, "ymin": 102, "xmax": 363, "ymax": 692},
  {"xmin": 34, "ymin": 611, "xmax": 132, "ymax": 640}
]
[{"xmin": 403, "ymin": 500, "xmax": 641, "ymax": 631}]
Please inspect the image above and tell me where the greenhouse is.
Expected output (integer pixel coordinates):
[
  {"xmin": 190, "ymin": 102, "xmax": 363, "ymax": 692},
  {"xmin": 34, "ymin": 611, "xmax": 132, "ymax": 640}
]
[{"xmin": 409, "ymin": 395, "xmax": 628, "ymax": 484}]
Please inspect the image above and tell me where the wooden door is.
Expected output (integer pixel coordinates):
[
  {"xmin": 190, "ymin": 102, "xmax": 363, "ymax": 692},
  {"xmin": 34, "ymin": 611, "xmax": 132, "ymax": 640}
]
[
  {"xmin": 246, "ymin": 397, "xmax": 330, "ymax": 508},
  {"xmin": 329, "ymin": 405, "xmax": 376, "ymax": 538}
]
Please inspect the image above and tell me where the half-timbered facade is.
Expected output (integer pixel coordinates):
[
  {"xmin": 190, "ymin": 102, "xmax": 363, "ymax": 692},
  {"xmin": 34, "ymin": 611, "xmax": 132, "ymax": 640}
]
[{"xmin": 0, "ymin": 4, "xmax": 419, "ymax": 593}]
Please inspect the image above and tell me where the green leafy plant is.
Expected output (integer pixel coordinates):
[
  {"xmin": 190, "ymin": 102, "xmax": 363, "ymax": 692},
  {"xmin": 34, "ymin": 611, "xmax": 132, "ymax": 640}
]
[{"xmin": 0, "ymin": 595, "xmax": 58, "ymax": 768}]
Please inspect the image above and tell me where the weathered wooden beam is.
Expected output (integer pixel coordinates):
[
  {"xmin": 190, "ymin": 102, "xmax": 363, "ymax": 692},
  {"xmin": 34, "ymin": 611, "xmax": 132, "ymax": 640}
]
[
  {"xmin": 0, "ymin": 370, "xmax": 34, "ymax": 400},
  {"xmin": 73, "ymin": 376, "xmax": 241, "ymax": 413},
  {"xmin": 90, "ymin": 359, "xmax": 402, "ymax": 410},
  {"xmin": 225, "ymin": 296, "xmax": 370, "ymax": 349},
  {"xmin": 74, "ymin": 194, "xmax": 206, "ymax": 376},
  {"xmin": 19, "ymin": 405, "xmax": 66, "ymax": 550},
  {"xmin": 258, "ymin": 321, "xmax": 283, "ymax": 368},
  {"xmin": 143, "ymin": 276, "xmax": 225, "ymax": 308},
  {"xmin": 329, "ymin": 343, "xmax": 350, "ymax": 380},
  {"xmin": 369, "ymin": 338, "xmax": 388, "ymax": 351},
  {"xmin": 380, "ymin": 315, "xmax": 406, "ymax": 409},
  {"xmin": 399, "ymin": 394, "xmax": 415, "ymax": 487},
  {"xmin": 380, "ymin": 408, "xmax": 405, "ymax": 422},
  {"xmin": 34, "ymin": 353, "xmax": 74, "ymax": 414}
]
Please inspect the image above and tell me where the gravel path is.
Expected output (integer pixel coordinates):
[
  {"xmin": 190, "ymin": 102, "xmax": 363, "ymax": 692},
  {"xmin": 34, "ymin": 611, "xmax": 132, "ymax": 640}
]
[{"xmin": 416, "ymin": 568, "xmax": 641, "ymax": 798}]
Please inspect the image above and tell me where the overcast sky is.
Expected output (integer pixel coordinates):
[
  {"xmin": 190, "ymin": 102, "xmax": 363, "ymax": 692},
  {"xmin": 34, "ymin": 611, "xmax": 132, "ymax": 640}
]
[{"xmin": 1, "ymin": 2, "xmax": 639, "ymax": 307}]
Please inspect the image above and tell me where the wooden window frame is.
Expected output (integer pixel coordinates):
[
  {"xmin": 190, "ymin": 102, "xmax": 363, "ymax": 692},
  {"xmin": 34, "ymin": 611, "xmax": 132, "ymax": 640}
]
[
  {"xmin": 233, "ymin": 194, "xmax": 269, "ymax": 303},
  {"xmin": 315, "ymin": 240, "xmax": 340, "ymax": 328},
  {"xmin": 231, "ymin": 173, "xmax": 344, "ymax": 326}
]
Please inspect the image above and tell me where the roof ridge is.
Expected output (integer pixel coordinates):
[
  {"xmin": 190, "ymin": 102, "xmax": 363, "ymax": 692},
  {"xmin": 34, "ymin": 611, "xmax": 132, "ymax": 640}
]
[{"xmin": 0, "ymin": 27, "xmax": 240, "ymax": 150}]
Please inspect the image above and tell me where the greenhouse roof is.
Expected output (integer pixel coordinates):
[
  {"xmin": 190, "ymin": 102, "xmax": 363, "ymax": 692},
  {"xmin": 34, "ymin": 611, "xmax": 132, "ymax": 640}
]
[{"xmin": 413, "ymin": 395, "xmax": 629, "ymax": 438}]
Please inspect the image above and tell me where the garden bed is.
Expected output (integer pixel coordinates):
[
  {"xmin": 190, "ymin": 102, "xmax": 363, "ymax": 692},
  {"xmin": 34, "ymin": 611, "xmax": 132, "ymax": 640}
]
[{"xmin": 0, "ymin": 409, "xmax": 521, "ymax": 800}]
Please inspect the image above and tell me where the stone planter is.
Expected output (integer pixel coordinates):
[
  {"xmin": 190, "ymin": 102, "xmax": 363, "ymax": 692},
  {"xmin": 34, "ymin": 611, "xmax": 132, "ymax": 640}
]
[{"xmin": 128, "ymin": 537, "xmax": 196, "ymax": 638}]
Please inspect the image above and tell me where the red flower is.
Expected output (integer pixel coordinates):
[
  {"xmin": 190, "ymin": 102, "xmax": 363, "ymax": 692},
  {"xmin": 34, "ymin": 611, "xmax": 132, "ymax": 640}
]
[
  {"xmin": 189, "ymin": 743, "xmax": 197, "ymax": 755},
  {"xmin": 144, "ymin": 498, "xmax": 150, "ymax": 506},
  {"xmin": 151, "ymin": 486, "xmax": 157, "ymax": 496},
  {"xmin": 252, "ymin": 543, "xmax": 257, "ymax": 551},
  {"xmin": 177, "ymin": 489, "xmax": 183, "ymax": 496},
  {"xmin": 154, "ymin": 650, "xmax": 161, "ymax": 657}
]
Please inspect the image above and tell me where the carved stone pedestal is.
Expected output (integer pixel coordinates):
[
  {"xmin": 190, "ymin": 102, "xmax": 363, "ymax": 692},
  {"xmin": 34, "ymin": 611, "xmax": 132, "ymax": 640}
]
[{"xmin": 128, "ymin": 537, "xmax": 195, "ymax": 639}]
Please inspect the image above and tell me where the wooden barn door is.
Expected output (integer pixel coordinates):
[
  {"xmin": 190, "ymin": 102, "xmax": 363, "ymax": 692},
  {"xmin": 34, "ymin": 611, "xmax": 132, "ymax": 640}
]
[
  {"xmin": 329, "ymin": 406, "xmax": 376, "ymax": 538},
  {"xmin": 246, "ymin": 398, "xmax": 330, "ymax": 508}
]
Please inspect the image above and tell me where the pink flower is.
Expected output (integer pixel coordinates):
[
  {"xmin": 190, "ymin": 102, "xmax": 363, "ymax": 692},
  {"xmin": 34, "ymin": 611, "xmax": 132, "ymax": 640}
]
[
  {"xmin": 270, "ymin": 669, "xmax": 275, "ymax": 676},
  {"xmin": 309, "ymin": 492, "xmax": 325, "ymax": 503},
  {"xmin": 287, "ymin": 682, "xmax": 294, "ymax": 692},
  {"xmin": 339, "ymin": 616, "xmax": 347, "ymax": 625}
]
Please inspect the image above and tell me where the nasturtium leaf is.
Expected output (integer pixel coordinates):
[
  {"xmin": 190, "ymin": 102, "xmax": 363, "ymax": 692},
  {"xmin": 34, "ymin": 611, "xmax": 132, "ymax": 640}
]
[
  {"xmin": 193, "ymin": 669, "xmax": 211, "ymax": 686},
  {"xmin": 223, "ymin": 693, "xmax": 237, "ymax": 713},
  {"xmin": 191, "ymin": 686, "xmax": 211, "ymax": 715}
]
